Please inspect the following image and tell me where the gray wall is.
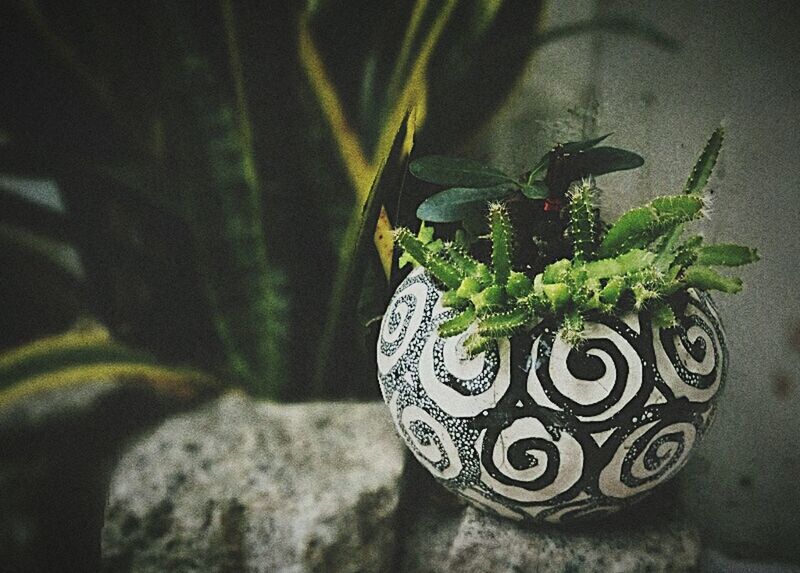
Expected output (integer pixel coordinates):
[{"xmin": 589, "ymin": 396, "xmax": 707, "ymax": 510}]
[{"xmin": 482, "ymin": 0, "xmax": 800, "ymax": 563}]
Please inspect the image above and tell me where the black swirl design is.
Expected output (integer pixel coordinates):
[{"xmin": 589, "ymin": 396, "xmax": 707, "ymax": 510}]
[
  {"xmin": 527, "ymin": 318, "xmax": 650, "ymax": 429},
  {"xmin": 654, "ymin": 293, "xmax": 725, "ymax": 403},
  {"xmin": 432, "ymin": 334, "xmax": 500, "ymax": 396},
  {"xmin": 536, "ymin": 336, "xmax": 629, "ymax": 417},
  {"xmin": 477, "ymin": 417, "xmax": 584, "ymax": 503},
  {"xmin": 599, "ymin": 420, "xmax": 697, "ymax": 498},
  {"xmin": 380, "ymin": 293, "xmax": 416, "ymax": 356}
]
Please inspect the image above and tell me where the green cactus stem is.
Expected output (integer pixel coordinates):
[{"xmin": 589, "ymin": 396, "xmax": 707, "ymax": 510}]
[
  {"xmin": 394, "ymin": 227, "xmax": 461, "ymax": 289},
  {"xmin": 441, "ymin": 290, "xmax": 468, "ymax": 309},
  {"xmin": 489, "ymin": 202, "xmax": 513, "ymax": 287},
  {"xmin": 444, "ymin": 241, "xmax": 481, "ymax": 277},
  {"xmin": 471, "ymin": 285, "xmax": 506, "ymax": 314},
  {"xmin": 439, "ymin": 307, "xmax": 477, "ymax": 337},
  {"xmin": 559, "ymin": 311, "xmax": 585, "ymax": 346},
  {"xmin": 463, "ymin": 333, "xmax": 494, "ymax": 356},
  {"xmin": 682, "ymin": 265, "xmax": 743, "ymax": 293},
  {"xmin": 506, "ymin": 271, "xmax": 533, "ymax": 299},
  {"xmin": 650, "ymin": 301, "xmax": 678, "ymax": 328},
  {"xmin": 566, "ymin": 178, "xmax": 599, "ymax": 262},
  {"xmin": 684, "ymin": 126, "xmax": 724, "ymax": 195},
  {"xmin": 542, "ymin": 258, "xmax": 571, "ymax": 284},
  {"xmin": 697, "ymin": 244, "xmax": 759, "ymax": 266},
  {"xmin": 598, "ymin": 194, "xmax": 705, "ymax": 258},
  {"xmin": 477, "ymin": 306, "xmax": 532, "ymax": 337}
]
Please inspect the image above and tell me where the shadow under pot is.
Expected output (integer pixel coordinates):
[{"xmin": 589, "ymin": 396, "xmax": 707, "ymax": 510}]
[{"xmin": 377, "ymin": 267, "xmax": 726, "ymax": 524}]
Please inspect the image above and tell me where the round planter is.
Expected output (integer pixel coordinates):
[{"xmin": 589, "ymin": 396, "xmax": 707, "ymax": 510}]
[{"xmin": 377, "ymin": 268, "xmax": 726, "ymax": 524}]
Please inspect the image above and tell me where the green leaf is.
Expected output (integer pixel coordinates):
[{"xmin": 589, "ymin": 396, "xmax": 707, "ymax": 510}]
[
  {"xmin": 697, "ymin": 244, "xmax": 759, "ymax": 266},
  {"xmin": 560, "ymin": 133, "xmax": 612, "ymax": 154},
  {"xmin": 416, "ymin": 185, "xmax": 515, "ymax": 222},
  {"xmin": 684, "ymin": 127, "xmax": 724, "ymax": 195},
  {"xmin": 568, "ymin": 146, "xmax": 644, "ymax": 178},
  {"xmin": 683, "ymin": 265, "xmax": 742, "ymax": 293},
  {"xmin": 520, "ymin": 180, "xmax": 549, "ymax": 199},
  {"xmin": 410, "ymin": 156, "xmax": 515, "ymax": 188}
]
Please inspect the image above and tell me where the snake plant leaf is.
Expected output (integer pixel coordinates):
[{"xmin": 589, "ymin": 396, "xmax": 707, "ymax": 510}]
[
  {"xmin": 416, "ymin": 185, "xmax": 515, "ymax": 222},
  {"xmin": 0, "ymin": 328, "xmax": 219, "ymax": 412},
  {"xmin": 0, "ymin": 232, "xmax": 82, "ymax": 351},
  {"xmin": 410, "ymin": 156, "xmax": 515, "ymax": 188},
  {"xmin": 313, "ymin": 115, "xmax": 415, "ymax": 395},
  {"xmin": 697, "ymin": 244, "xmax": 759, "ymax": 266},
  {"xmin": 684, "ymin": 127, "xmax": 724, "ymax": 195},
  {"xmin": 0, "ymin": 187, "xmax": 71, "ymax": 244},
  {"xmin": 683, "ymin": 265, "xmax": 742, "ymax": 293}
]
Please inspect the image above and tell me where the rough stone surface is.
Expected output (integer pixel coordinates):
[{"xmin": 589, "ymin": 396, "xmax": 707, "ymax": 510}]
[
  {"xmin": 400, "ymin": 466, "xmax": 701, "ymax": 573},
  {"xmin": 102, "ymin": 392, "xmax": 405, "ymax": 573}
]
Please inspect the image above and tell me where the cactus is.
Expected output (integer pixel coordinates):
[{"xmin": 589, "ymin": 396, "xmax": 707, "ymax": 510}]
[
  {"xmin": 394, "ymin": 227, "xmax": 461, "ymax": 289},
  {"xmin": 559, "ymin": 311, "xmax": 585, "ymax": 346},
  {"xmin": 478, "ymin": 306, "xmax": 532, "ymax": 337},
  {"xmin": 395, "ymin": 129, "xmax": 756, "ymax": 352},
  {"xmin": 697, "ymin": 244, "xmax": 759, "ymax": 266},
  {"xmin": 488, "ymin": 203, "xmax": 513, "ymax": 287},
  {"xmin": 684, "ymin": 127, "xmax": 724, "ymax": 195},
  {"xmin": 566, "ymin": 178, "xmax": 600, "ymax": 262},
  {"xmin": 444, "ymin": 241, "xmax": 481, "ymax": 277},
  {"xmin": 439, "ymin": 307, "xmax": 476, "ymax": 337},
  {"xmin": 463, "ymin": 333, "xmax": 494, "ymax": 356},
  {"xmin": 506, "ymin": 271, "xmax": 532, "ymax": 299},
  {"xmin": 682, "ymin": 265, "xmax": 743, "ymax": 293},
  {"xmin": 598, "ymin": 194, "xmax": 705, "ymax": 258},
  {"xmin": 650, "ymin": 301, "xmax": 678, "ymax": 328}
]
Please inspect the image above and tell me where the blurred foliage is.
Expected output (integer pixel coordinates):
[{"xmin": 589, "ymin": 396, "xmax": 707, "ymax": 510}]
[{"xmin": 0, "ymin": 1, "xmax": 672, "ymax": 400}]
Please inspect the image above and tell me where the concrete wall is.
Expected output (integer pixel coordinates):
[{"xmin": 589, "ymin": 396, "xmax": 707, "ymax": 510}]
[{"xmin": 481, "ymin": 0, "xmax": 800, "ymax": 563}]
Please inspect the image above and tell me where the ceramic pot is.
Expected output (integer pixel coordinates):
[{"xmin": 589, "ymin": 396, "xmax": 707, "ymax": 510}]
[{"xmin": 377, "ymin": 268, "xmax": 726, "ymax": 523}]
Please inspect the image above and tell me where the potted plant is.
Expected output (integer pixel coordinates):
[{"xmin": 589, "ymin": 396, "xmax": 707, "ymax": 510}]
[{"xmin": 377, "ymin": 128, "xmax": 758, "ymax": 523}]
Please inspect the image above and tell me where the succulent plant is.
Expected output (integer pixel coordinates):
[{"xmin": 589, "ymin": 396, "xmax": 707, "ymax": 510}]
[{"xmin": 395, "ymin": 128, "xmax": 758, "ymax": 353}]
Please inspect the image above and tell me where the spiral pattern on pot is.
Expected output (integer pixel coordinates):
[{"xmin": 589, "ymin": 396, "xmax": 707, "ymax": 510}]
[
  {"xmin": 526, "ymin": 321, "xmax": 645, "ymax": 425},
  {"xmin": 419, "ymin": 326, "xmax": 511, "ymax": 417},
  {"xmin": 598, "ymin": 420, "xmax": 696, "ymax": 498},
  {"xmin": 377, "ymin": 272, "xmax": 433, "ymax": 376},
  {"xmin": 393, "ymin": 398, "xmax": 463, "ymax": 480},
  {"xmin": 477, "ymin": 417, "xmax": 583, "ymax": 503},
  {"xmin": 654, "ymin": 293, "xmax": 724, "ymax": 403}
]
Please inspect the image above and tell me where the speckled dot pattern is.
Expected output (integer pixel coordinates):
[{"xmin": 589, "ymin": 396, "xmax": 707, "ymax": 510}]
[{"xmin": 377, "ymin": 268, "xmax": 727, "ymax": 523}]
